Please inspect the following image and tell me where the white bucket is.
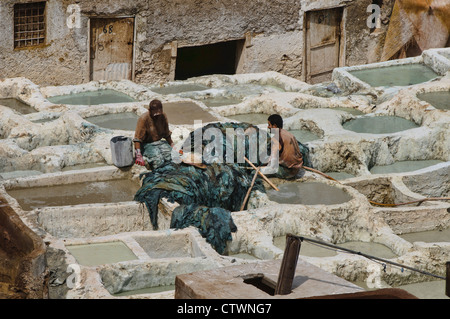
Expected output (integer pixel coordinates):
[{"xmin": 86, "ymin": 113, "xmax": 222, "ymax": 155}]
[{"xmin": 110, "ymin": 136, "xmax": 134, "ymax": 168}]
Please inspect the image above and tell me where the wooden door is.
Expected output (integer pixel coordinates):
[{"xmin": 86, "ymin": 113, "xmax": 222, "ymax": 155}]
[
  {"xmin": 305, "ymin": 8, "xmax": 342, "ymax": 84},
  {"xmin": 90, "ymin": 18, "xmax": 134, "ymax": 81}
]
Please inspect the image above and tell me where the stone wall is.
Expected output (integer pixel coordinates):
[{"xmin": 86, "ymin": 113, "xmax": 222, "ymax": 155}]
[{"xmin": 0, "ymin": 0, "xmax": 393, "ymax": 87}]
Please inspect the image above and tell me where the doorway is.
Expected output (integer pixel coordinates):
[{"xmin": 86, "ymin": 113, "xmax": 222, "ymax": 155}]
[
  {"xmin": 305, "ymin": 8, "xmax": 343, "ymax": 84},
  {"xmin": 174, "ymin": 40, "xmax": 244, "ymax": 80},
  {"xmin": 90, "ymin": 18, "xmax": 134, "ymax": 81}
]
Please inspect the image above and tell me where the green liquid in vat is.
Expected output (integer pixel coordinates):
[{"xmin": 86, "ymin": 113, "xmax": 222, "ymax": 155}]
[
  {"xmin": 48, "ymin": 89, "xmax": 136, "ymax": 105},
  {"xmin": 349, "ymin": 64, "xmax": 438, "ymax": 87},
  {"xmin": 66, "ymin": 241, "xmax": 138, "ymax": 266}
]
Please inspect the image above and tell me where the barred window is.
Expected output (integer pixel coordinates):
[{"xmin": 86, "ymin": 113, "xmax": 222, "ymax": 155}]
[{"xmin": 14, "ymin": 2, "xmax": 46, "ymax": 49}]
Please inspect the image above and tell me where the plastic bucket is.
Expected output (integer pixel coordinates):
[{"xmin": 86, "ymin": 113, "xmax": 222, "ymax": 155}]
[{"xmin": 110, "ymin": 136, "xmax": 134, "ymax": 168}]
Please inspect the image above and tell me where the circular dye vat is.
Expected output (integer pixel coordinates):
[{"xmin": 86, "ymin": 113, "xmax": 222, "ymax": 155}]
[
  {"xmin": 370, "ymin": 160, "xmax": 444, "ymax": 174},
  {"xmin": 227, "ymin": 113, "xmax": 270, "ymax": 125},
  {"xmin": 343, "ymin": 116, "xmax": 419, "ymax": 134},
  {"xmin": 86, "ymin": 112, "xmax": 138, "ymax": 131},
  {"xmin": 417, "ymin": 90, "xmax": 450, "ymax": 110},
  {"xmin": 349, "ymin": 63, "xmax": 439, "ymax": 87},
  {"xmin": 47, "ymin": 89, "xmax": 136, "ymax": 105},
  {"xmin": 267, "ymin": 182, "xmax": 352, "ymax": 205},
  {"xmin": 288, "ymin": 129, "xmax": 321, "ymax": 143}
]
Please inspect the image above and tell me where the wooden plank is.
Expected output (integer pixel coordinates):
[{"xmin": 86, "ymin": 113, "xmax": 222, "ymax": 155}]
[{"xmin": 305, "ymin": 7, "xmax": 342, "ymax": 84}]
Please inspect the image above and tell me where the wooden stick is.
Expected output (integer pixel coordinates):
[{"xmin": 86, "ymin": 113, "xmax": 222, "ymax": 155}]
[
  {"xmin": 303, "ymin": 166, "xmax": 338, "ymax": 182},
  {"xmin": 240, "ymin": 167, "xmax": 260, "ymax": 211},
  {"xmin": 244, "ymin": 157, "xmax": 279, "ymax": 191}
]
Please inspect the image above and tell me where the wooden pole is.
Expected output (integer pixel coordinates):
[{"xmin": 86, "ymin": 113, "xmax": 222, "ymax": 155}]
[
  {"xmin": 244, "ymin": 157, "xmax": 279, "ymax": 191},
  {"xmin": 275, "ymin": 233, "xmax": 301, "ymax": 295},
  {"xmin": 240, "ymin": 167, "xmax": 260, "ymax": 211},
  {"xmin": 303, "ymin": 166, "xmax": 338, "ymax": 182},
  {"xmin": 446, "ymin": 262, "xmax": 450, "ymax": 298}
]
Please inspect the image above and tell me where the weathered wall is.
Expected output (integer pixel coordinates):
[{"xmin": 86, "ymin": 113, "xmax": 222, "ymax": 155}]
[
  {"xmin": 344, "ymin": 0, "xmax": 395, "ymax": 65},
  {"xmin": 134, "ymin": 0, "xmax": 303, "ymax": 84},
  {"xmin": 0, "ymin": 0, "xmax": 394, "ymax": 87},
  {"xmin": 0, "ymin": 0, "xmax": 89, "ymax": 86}
]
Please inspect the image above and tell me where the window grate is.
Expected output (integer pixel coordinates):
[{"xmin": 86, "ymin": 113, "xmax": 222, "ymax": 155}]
[{"xmin": 14, "ymin": 2, "xmax": 46, "ymax": 49}]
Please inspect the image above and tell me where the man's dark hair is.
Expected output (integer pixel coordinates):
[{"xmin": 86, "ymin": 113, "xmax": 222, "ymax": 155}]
[
  {"xmin": 268, "ymin": 114, "xmax": 283, "ymax": 128},
  {"xmin": 149, "ymin": 99, "xmax": 162, "ymax": 110}
]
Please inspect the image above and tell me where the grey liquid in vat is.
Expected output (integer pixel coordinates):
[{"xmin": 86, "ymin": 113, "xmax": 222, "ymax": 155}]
[
  {"xmin": 267, "ymin": 182, "xmax": 352, "ymax": 205},
  {"xmin": 343, "ymin": 116, "xmax": 419, "ymax": 134},
  {"xmin": 417, "ymin": 91, "xmax": 450, "ymax": 110},
  {"xmin": 8, "ymin": 179, "xmax": 140, "ymax": 211},
  {"xmin": 370, "ymin": 160, "xmax": 444, "ymax": 174}
]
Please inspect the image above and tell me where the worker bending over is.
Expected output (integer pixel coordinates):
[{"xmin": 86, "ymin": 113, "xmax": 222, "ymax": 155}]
[
  {"xmin": 263, "ymin": 114, "xmax": 304, "ymax": 179},
  {"xmin": 133, "ymin": 99, "xmax": 174, "ymax": 169}
]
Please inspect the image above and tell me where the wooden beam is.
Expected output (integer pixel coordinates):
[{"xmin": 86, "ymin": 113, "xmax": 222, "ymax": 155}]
[{"xmin": 275, "ymin": 233, "xmax": 301, "ymax": 295}]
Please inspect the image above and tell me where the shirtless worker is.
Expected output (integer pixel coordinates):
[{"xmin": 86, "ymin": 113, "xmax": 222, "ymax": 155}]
[
  {"xmin": 133, "ymin": 99, "xmax": 174, "ymax": 169},
  {"xmin": 262, "ymin": 114, "xmax": 303, "ymax": 179}
]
